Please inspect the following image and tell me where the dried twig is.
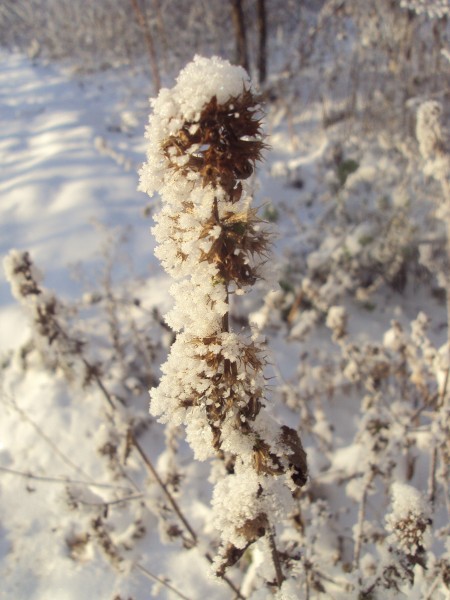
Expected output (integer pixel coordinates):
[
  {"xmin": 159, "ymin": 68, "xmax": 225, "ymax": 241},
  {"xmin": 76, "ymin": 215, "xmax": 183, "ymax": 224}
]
[
  {"xmin": 267, "ymin": 528, "xmax": 285, "ymax": 588},
  {"xmin": 129, "ymin": 0, "xmax": 161, "ymax": 93},
  {"xmin": 0, "ymin": 465, "xmax": 132, "ymax": 492},
  {"xmin": 353, "ymin": 469, "xmax": 375, "ymax": 570},
  {"xmin": 135, "ymin": 563, "xmax": 194, "ymax": 600}
]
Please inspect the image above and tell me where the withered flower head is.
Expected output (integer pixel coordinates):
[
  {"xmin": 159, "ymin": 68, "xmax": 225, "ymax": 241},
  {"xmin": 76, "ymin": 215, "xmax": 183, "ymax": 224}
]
[{"xmin": 164, "ymin": 88, "xmax": 266, "ymax": 198}]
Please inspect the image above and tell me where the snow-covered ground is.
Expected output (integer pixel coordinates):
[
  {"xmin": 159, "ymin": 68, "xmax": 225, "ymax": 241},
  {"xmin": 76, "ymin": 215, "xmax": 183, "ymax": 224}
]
[{"xmin": 0, "ymin": 51, "xmax": 155, "ymax": 352}]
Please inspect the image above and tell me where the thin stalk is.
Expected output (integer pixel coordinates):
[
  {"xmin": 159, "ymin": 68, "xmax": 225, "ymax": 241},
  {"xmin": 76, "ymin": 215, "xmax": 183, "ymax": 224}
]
[
  {"xmin": 428, "ymin": 446, "xmax": 437, "ymax": 507},
  {"xmin": 129, "ymin": 0, "xmax": 161, "ymax": 93},
  {"xmin": 76, "ymin": 493, "xmax": 144, "ymax": 508},
  {"xmin": 151, "ymin": 0, "xmax": 168, "ymax": 71},
  {"xmin": 204, "ymin": 553, "xmax": 245, "ymax": 599},
  {"xmin": 353, "ymin": 470, "xmax": 375, "ymax": 570},
  {"xmin": 305, "ymin": 565, "xmax": 310, "ymax": 600},
  {"xmin": 230, "ymin": 0, "xmax": 249, "ymax": 71},
  {"xmin": 438, "ymin": 365, "xmax": 449, "ymax": 406},
  {"xmin": 222, "ymin": 283, "xmax": 230, "ymax": 333},
  {"xmin": 437, "ymin": 166, "xmax": 450, "ymax": 410},
  {"xmin": 445, "ymin": 213, "xmax": 450, "ymax": 410},
  {"xmin": 267, "ymin": 529, "xmax": 285, "ymax": 588},
  {"xmin": 135, "ymin": 563, "xmax": 193, "ymax": 600},
  {"xmin": 2, "ymin": 391, "xmax": 93, "ymax": 482},
  {"xmin": 424, "ymin": 574, "xmax": 443, "ymax": 600},
  {"xmin": 132, "ymin": 434, "xmax": 198, "ymax": 546},
  {"xmin": 256, "ymin": 0, "xmax": 267, "ymax": 85},
  {"xmin": 0, "ymin": 465, "xmax": 132, "ymax": 491},
  {"xmin": 439, "ymin": 446, "xmax": 450, "ymax": 519},
  {"xmin": 89, "ymin": 360, "xmax": 198, "ymax": 545}
]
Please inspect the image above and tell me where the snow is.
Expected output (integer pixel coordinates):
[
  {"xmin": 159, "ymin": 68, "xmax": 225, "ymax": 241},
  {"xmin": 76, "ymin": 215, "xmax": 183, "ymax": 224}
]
[
  {"xmin": 0, "ymin": 52, "xmax": 156, "ymax": 352},
  {"xmin": 1, "ymin": 13, "xmax": 449, "ymax": 596},
  {"xmin": 388, "ymin": 482, "xmax": 428, "ymax": 525}
]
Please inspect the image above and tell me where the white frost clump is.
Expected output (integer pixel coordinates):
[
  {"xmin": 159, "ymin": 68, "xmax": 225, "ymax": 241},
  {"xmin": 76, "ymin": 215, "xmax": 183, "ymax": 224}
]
[
  {"xmin": 326, "ymin": 305, "xmax": 347, "ymax": 339},
  {"xmin": 212, "ymin": 468, "xmax": 262, "ymax": 550},
  {"xmin": 139, "ymin": 55, "xmax": 250, "ymax": 197},
  {"xmin": 416, "ymin": 100, "xmax": 450, "ymax": 184},
  {"xmin": 386, "ymin": 481, "xmax": 430, "ymax": 556},
  {"xmin": 416, "ymin": 101, "xmax": 444, "ymax": 162}
]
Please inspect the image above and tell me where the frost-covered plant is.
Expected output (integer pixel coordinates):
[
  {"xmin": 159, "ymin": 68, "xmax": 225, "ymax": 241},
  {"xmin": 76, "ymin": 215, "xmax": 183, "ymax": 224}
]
[
  {"xmin": 386, "ymin": 482, "xmax": 430, "ymax": 564},
  {"xmin": 270, "ymin": 147, "xmax": 420, "ymax": 337},
  {"xmin": 416, "ymin": 100, "xmax": 450, "ymax": 190},
  {"xmin": 2, "ymin": 246, "xmax": 162, "ymax": 400},
  {"xmin": 139, "ymin": 55, "xmax": 307, "ymax": 583},
  {"xmin": 269, "ymin": 301, "xmax": 450, "ymax": 597},
  {"xmin": 308, "ymin": 0, "xmax": 448, "ymax": 135},
  {"xmin": 3, "ymin": 250, "xmax": 98, "ymax": 386},
  {"xmin": 399, "ymin": 0, "xmax": 450, "ymax": 19},
  {"xmin": 361, "ymin": 482, "xmax": 432, "ymax": 596},
  {"xmin": 416, "ymin": 100, "xmax": 450, "ymax": 364}
]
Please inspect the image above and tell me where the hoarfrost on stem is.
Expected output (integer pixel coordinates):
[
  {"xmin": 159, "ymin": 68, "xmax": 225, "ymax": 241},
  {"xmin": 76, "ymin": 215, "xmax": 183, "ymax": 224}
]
[{"xmin": 139, "ymin": 55, "xmax": 307, "ymax": 578}]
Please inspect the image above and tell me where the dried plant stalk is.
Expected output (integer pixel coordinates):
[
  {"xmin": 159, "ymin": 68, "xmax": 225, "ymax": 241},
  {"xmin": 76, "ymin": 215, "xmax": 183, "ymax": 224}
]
[{"xmin": 139, "ymin": 56, "xmax": 307, "ymax": 582}]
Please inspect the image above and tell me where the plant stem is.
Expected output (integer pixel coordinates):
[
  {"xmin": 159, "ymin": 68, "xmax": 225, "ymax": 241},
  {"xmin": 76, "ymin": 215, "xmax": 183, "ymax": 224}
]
[
  {"xmin": 428, "ymin": 446, "xmax": 437, "ymax": 507},
  {"xmin": 0, "ymin": 465, "xmax": 132, "ymax": 491},
  {"xmin": 132, "ymin": 433, "xmax": 198, "ymax": 545},
  {"xmin": 267, "ymin": 529, "xmax": 285, "ymax": 588},
  {"xmin": 353, "ymin": 470, "xmax": 375, "ymax": 570},
  {"xmin": 136, "ymin": 563, "xmax": 193, "ymax": 600},
  {"xmin": 129, "ymin": 0, "xmax": 161, "ymax": 93},
  {"xmin": 445, "ymin": 213, "xmax": 450, "ymax": 410}
]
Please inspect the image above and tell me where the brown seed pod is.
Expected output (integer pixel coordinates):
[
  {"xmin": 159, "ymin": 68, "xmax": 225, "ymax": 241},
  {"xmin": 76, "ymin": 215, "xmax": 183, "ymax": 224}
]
[{"xmin": 279, "ymin": 426, "xmax": 308, "ymax": 487}]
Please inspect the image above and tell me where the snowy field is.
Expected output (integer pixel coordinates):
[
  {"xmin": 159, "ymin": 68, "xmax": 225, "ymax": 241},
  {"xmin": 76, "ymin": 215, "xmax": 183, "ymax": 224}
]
[
  {"xmin": 1, "ymin": 6, "xmax": 450, "ymax": 598},
  {"xmin": 0, "ymin": 52, "xmax": 183, "ymax": 600}
]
